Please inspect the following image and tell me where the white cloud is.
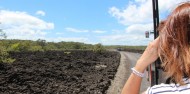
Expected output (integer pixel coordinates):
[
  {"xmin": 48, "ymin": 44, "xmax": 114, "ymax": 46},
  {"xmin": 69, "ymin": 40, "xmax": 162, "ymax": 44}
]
[
  {"xmin": 92, "ymin": 30, "xmax": 106, "ymax": 34},
  {"xmin": 36, "ymin": 10, "xmax": 46, "ymax": 16},
  {"xmin": 159, "ymin": 0, "xmax": 187, "ymax": 13},
  {"xmin": 108, "ymin": 0, "xmax": 187, "ymax": 45},
  {"xmin": 99, "ymin": 23, "xmax": 154, "ymax": 45},
  {"xmin": 45, "ymin": 37, "xmax": 89, "ymax": 43},
  {"xmin": 100, "ymin": 34, "xmax": 153, "ymax": 45},
  {"xmin": 65, "ymin": 27, "xmax": 89, "ymax": 33},
  {"xmin": 135, "ymin": 0, "xmax": 146, "ymax": 3},
  {"xmin": 55, "ymin": 32, "xmax": 64, "ymax": 35},
  {"xmin": 109, "ymin": 0, "xmax": 187, "ymax": 25},
  {"xmin": 0, "ymin": 10, "xmax": 54, "ymax": 40},
  {"xmin": 125, "ymin": 23, "xmax": 153, "ymax": 34},
  {"xmin": 65, "ymin": 27, "xmax": 107, "ymax": 34},
  {"xmin": 109, "ymin": 0, "xmax": 152, "ymax": 25}
]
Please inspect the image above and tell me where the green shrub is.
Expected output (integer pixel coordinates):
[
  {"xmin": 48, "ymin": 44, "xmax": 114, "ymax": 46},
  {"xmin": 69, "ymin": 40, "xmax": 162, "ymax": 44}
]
[
  {"xmin": 29, "ymin": 45, "xmax": 44, "ymax": 51},
  {"xmin": 8, "ymin": 42, "xmax": 31, "ymax": 52},
  {"xmin": 44, "ymin": 44, "xmax": 57, "ymax": 51},
  {"xmin": 93, "ymin": 43, "xmax": 105, "ymax": 53},
  {"xmin": 18, "ymin": 42, "xmax": 30, "ymax": 51},
  {"xmin": 0, "ymin": 46, "xmax": 15, "ymax": 63},
  {"xmin": 9, "ymin": 43, "xmax": 20, "ymax": 51}
]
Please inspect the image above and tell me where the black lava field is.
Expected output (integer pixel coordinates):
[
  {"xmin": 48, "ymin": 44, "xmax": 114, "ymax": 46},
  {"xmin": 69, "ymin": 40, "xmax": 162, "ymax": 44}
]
[{"xmin": 0, "ymin": 50, "xmax": 120, "ymax": 94}]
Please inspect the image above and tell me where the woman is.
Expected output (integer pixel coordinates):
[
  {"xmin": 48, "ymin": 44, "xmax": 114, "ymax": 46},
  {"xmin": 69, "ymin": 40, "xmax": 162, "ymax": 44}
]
[{"xmin": 121, "ymin": 2, "xmax": 190, "ymax": 94}]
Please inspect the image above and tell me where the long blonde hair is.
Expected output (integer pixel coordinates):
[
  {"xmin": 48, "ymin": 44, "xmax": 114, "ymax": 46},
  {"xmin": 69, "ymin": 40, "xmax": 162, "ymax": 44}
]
[{"xmin": 159, "ymin": 2, "xmax": 190, "ymax": 85}]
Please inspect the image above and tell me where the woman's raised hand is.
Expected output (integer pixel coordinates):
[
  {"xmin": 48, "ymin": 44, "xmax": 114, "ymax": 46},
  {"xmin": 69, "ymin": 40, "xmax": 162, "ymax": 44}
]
[{"xmin": 135, "ymin": 37, "xmax": 160, "ymax": 73}]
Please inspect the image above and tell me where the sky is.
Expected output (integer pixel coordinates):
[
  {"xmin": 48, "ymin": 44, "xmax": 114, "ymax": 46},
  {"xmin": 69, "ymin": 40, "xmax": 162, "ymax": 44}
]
[{"xmin": 0, "ymin": 0, "xmax": 188, "ymax": 45}]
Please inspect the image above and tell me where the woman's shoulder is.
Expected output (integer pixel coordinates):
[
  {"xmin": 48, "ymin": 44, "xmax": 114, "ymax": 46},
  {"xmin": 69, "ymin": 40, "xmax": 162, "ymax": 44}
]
[
  {"xmin": 146, "ymin": 79, "xmax": 190, "ymax": 94},
  {"xmin": 146, "ymin": 83, "xmax": 176, "ymax": 94}
]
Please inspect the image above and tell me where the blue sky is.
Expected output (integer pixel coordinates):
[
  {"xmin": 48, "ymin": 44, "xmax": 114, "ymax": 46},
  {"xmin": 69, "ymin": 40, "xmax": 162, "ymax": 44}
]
[{"xmin": 0, "ymin": 0, "xmax": 187, "ymax": 45}]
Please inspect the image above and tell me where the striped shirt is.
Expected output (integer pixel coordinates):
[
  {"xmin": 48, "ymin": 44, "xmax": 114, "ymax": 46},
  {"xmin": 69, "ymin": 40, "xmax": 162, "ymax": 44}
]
[{"xmin": 146, "ymin": 79, "xmax": 190, "ymax": 94}]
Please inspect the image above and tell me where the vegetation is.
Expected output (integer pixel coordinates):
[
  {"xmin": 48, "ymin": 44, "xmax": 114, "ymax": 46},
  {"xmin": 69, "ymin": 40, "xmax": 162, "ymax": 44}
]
[
  {"xmin": 105, "ymin": 45, "xmax": 146, "ymax": 53},
  {"xmin": 105, "ymin": 45, "xmax": 146, "ymax": 50},
  {"xmin": 0, "ymin": 38, "xmax": 146, "ymax": 53},
  {"xmin": 0, "ymin": 39, "xmax": 95, "ymax": 52},
  {"xmin": 0, "ymin": 46, "xmax": 15, "ymax": 63},
  {"xmin": 0, "ymin": 29, "xmax": 15, "ymax": 63},
  {"xmin": 0, "ymin": 29, "xmax": 7, "ymax": 39},
  {"xmin": 93, "ymin": 43, "xmax": 106, "ymax": 53},
  {"xmin": 0, "ymin": 25, "xmax": 145, "ymax": 63}
]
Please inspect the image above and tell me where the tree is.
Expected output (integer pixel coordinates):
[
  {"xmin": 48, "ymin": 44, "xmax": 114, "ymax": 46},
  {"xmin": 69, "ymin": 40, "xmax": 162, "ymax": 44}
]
[
  {"xmin": 36, "ymin": 39, "xmax": 46, "ymax": 50},
  {"xmin": 0, "ymin": 27, "xmax": 15, "ymax": 63},
  {"xmin": 0, "ymin": 29, "xmax": 7, "ymax": 39},
  {"xmin": 93, "ymin": 43, "xmax": 105, "ymax": 53}
]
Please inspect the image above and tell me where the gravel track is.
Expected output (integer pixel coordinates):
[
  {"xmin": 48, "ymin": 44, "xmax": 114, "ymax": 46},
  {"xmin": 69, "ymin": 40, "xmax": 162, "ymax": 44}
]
[{"xmin": 107, "ymin": 51, "xmax": 150, "ymax": 94}]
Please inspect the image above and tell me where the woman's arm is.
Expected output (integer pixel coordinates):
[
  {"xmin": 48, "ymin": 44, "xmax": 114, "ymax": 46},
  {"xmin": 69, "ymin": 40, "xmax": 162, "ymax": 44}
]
[
  {"xmin": 121, "ymin": 70, "xmax": 143, "ymax": 94},
  {"xmin": 121, "ymin": 37, "xmax": 160, "ymax": 94}
]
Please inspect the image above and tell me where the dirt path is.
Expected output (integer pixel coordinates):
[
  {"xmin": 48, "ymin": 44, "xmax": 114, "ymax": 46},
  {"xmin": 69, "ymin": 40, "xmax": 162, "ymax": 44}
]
[{"xmin": 107, "ymin": 51, "xmax": 150, "ymax": 94}]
